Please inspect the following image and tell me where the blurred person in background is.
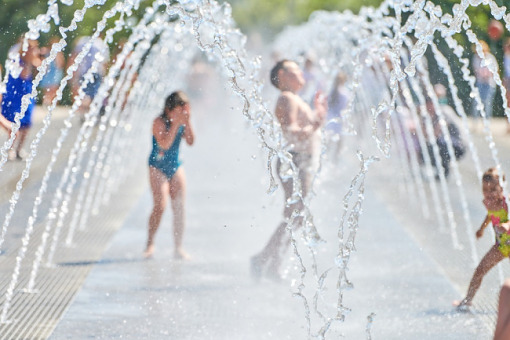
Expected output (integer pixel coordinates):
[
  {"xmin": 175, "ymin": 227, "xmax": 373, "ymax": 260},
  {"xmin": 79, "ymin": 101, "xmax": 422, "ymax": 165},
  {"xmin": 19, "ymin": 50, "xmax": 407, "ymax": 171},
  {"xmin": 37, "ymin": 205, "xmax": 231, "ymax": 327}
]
[
  {"xmin": 68, "ymin": 34, "xmax": 110, "ymax": 122},
  {"xmin": 326, "ymin": 71, "xmax": 350, "ymax": 159},
  {"xmin": 39, "ymin": 36, "xmax": 65, "ymax": 107},
  {"xmin": 298, "ymin": 54, "xmax": 324, "ymax": 106},
  {"xmin": 502, "ymin": 38, "xmax": 510, "ymax": 133},
  {"xmin": 471, "ymin": 40, "xmax": 498, "ymax": 128},
  {"xmin": 1, "ymin": 38, "xmax": 41, "ymax": 160},
  {"xmin": 0, "ymin": 63, "xmax": 12, "ymax": 134}
]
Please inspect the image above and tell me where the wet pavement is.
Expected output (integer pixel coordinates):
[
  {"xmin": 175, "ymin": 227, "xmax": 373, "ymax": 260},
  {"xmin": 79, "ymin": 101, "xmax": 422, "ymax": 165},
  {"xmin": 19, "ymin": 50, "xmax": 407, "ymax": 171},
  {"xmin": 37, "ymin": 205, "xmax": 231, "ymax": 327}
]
[
  {"xmin": 1, "ymin": 95, "xmax": 510, "ymax": 339},
  {"xmin": 42, "ymin": 100, "xmax": 510, "ymax": 339}
]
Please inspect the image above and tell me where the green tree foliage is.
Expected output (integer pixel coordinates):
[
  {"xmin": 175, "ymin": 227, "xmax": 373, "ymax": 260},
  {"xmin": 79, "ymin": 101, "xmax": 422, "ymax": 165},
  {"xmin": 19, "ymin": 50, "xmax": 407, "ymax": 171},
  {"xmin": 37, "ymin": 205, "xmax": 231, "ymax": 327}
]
[
  {"xmin": 0, "ymin": 0, "xmax": 152, "ymax": 104},
  {"xmin": 429, "ymin": 0, "xmax": 508, "ymax": 44},
  {"xmin": 0, "ymin": 0, "xmax": 47, "ymax": 62},
  {"xmin": 1, "ymin": 0, "xmax": 508, "ymax": 114},
  {"xmin": 232, "ymin": 0, "xmax": 509, "ymax": 116},
  {"xmin": 426, "ymin": 0, "xmax": 509, "ymax": 117},
  {"xmin": 231, "ymin": 0, "xmax": 384, "ymax": 37},
  {"xmin": 0, "ymin": 0, "xmax": 150, "ymax": 65}
]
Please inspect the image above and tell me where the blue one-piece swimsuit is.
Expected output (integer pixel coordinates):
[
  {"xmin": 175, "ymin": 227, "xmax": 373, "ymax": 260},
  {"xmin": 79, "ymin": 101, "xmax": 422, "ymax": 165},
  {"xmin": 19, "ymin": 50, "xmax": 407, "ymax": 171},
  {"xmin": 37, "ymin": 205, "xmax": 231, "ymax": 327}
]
[{"xmin": 148, "ymin": 123, "xmax": 185, "ymax": 180}]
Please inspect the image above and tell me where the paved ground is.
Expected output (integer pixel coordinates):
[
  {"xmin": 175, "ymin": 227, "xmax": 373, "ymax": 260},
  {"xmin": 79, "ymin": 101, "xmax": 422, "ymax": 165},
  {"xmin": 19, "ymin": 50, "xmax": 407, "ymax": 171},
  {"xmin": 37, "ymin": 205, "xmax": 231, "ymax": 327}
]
[
  {"xmin": 2, "ymin": 92, "xmax": 510, "ymax": 339},
  {"xmin": 42, "ymin": 96, "xmax": 510, "ymax": 339}
]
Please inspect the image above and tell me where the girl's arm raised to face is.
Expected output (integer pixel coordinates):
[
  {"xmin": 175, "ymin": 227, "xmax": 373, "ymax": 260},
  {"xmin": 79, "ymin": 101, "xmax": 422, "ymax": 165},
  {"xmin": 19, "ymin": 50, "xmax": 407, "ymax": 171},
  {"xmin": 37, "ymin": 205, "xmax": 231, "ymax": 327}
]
[
  {"xmin": 153, "ymin": 117, "xmax": 181, "ymax": 150},
  {"xmin": 183, "ymin": 122, "xmax": 194, "ymax": 146}
]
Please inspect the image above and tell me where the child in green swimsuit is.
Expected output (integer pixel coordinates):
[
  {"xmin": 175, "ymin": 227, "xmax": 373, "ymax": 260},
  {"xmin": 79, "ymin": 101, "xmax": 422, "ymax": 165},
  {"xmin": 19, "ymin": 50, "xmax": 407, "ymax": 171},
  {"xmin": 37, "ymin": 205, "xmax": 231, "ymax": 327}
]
[{"xmin": 455, "ymin": 167, "xmax": 510, "ymax": 310}]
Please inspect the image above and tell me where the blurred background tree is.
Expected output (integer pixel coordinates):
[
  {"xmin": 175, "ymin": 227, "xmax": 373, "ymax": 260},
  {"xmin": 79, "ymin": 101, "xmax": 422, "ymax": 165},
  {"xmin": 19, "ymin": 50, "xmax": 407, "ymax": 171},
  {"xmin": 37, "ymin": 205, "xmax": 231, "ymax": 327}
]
[
  {"xmin": 0, "ymin": 0, "xmax": 150, "ymax": 104},
  {"xmin": 1, "ymin": 0, "xmax": 506, "ymax": 61},
  {"xmin": 0, "ymin": 0, "xmax": 509, "ymax": 115},
  {"xmin": 0, "ymin": 0, "xmax": 149, "ymax": 64},
  {"xmin": 231, "ymin": 0, "xmax": 509, "ymax": 117},
  {"xmin": 230, "ymin": 0, "xmax": 383, "ymax": 38},
  {"xmin": 428, "ymin": 0, "xmax": 509, "ymax": 117}
]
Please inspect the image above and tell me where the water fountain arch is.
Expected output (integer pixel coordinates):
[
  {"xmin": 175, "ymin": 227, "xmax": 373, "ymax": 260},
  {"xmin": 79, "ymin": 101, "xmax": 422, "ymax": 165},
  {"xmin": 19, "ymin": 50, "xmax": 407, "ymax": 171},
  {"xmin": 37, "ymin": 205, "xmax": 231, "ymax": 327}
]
[
  {"xmin": 1, "ymin": 0, "xmax": 510, "ymax": 338},
  {"xmin": 0, "ymin": 0, "xmax": 268, "ymax": 334},
  {"xmin": 270, "ymin": 0, "xmax": 510, "ymax": 335}
]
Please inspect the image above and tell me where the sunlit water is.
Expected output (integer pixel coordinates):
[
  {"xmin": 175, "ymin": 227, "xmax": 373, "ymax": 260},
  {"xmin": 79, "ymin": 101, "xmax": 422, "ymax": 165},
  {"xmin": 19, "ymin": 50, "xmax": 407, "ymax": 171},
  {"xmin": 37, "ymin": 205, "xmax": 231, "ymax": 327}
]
[{"xmin": 0, "ymin": 0, "xmax": 509, "ymax": 338}]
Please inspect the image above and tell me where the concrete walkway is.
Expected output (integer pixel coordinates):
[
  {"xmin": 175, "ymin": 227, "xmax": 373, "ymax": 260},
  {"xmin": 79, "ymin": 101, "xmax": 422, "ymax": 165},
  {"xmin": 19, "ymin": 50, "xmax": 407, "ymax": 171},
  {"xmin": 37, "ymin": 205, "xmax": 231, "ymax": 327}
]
[{"xmin": 46, "ymin": 100, "xmax": 506, "ymax": 339}]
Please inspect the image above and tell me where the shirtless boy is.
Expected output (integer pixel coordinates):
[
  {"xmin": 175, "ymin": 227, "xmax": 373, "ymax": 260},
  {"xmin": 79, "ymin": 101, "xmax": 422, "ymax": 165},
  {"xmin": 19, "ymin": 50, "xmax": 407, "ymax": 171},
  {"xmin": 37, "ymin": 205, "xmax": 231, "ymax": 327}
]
[{"xmin": 251, "ymin": 59, "xmax": 327, "ymax": 279}]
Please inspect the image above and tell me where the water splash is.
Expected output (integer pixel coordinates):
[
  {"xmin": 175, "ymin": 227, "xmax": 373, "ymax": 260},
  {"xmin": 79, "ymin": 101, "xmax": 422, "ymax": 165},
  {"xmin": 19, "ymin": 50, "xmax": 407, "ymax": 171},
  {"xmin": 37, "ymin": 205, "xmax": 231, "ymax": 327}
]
[
  {"xmin": 26, "ymin": 2, "xmax": 161, "ymax": 293},
  {"xmin": 1, "ymin": 0, "xmax": 510, "ymax": 337},
  {"xmin": 310, "ymin": 152, "xmax": 378, "ymax": 339},
  {"xmin": 270, "ymin": 0, "xmax": 510, "ymax": 335},
  {"xmin": 0, "ymin": 0, "xmax": 144, "ymax": 324}
]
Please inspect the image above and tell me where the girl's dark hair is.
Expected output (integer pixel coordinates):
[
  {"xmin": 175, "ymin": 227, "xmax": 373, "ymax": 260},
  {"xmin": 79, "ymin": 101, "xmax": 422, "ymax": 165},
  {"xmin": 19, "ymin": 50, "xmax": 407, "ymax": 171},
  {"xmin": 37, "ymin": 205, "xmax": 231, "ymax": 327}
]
[
  {"xmin": 483, "ymin": 167, "xmax": 505, "ymax": 184},
  {"xmin": 160, "ymin": 91, "xmax": 189, "ymax": 119}
]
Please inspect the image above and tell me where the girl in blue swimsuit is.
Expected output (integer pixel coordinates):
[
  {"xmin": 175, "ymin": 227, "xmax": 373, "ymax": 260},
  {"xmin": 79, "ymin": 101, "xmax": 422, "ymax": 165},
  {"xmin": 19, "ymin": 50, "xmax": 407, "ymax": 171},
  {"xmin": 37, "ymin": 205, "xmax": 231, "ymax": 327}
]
[{"xmin": 145, "ymin": 91, "xmax": 195, "ymax": 259}]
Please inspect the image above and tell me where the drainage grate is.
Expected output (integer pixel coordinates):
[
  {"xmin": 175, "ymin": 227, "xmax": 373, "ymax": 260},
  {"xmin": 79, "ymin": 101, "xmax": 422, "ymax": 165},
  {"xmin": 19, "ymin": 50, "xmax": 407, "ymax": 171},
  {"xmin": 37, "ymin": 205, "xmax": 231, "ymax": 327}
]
[{"xmin": 0, "ymin": 169, "xmax": 146, "ymax": 340}]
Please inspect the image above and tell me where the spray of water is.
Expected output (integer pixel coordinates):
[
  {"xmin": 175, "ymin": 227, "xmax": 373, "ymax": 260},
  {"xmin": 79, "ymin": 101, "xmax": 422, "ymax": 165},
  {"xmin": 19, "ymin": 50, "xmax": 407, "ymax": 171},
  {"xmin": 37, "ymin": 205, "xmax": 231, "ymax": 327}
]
[
  {"xmin": 1, "ymin": 0, "xmax": 510, "ymax": 338},
  {"xmin": 270, "ymin": 0, "xmax": 510, "ymax": 337}
]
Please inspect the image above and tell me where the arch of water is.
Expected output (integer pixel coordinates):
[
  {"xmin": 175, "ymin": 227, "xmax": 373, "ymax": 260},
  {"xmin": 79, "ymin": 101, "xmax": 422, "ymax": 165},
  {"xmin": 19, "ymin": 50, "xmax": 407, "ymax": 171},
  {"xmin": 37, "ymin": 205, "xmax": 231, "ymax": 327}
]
[
  {"xmin": 271, "ymin": 0, "xmax": 510, "ymax": 335},
  {"xmin": 0, "ymin": 0, "xmax": 509, "ymax": 338}
]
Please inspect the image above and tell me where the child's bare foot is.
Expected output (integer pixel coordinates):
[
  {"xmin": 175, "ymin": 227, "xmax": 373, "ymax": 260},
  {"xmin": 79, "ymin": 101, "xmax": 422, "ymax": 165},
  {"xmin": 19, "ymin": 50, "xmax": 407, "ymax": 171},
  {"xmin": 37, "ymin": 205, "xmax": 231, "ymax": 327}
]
[
  {"xmin": 143, "ymin": 245, "xmax": 155, "ymax": 259},
  {"xmin": 174, "ymin": 248, "xmax": 190, "ymax": 260},
  {"xmin": 453, "ymin": 299, "xmax": 472, "ymax": 312},
  {"xmin": 7, "ymin": 149, "xmax": 16, "ymax": 161}
]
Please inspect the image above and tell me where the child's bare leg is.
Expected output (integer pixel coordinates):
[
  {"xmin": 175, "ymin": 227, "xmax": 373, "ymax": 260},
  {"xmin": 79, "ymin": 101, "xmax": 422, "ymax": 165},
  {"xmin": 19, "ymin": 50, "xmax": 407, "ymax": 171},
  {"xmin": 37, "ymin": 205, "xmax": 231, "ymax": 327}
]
[
  {"xmin": 0, "ymin": 114, "xmax": 11, "ymax": 134},
  {"xmin": 78, "ymin": 95, "xmax": 92, "ymax": 123},
  {"xmin": 266, "ymin": 210, "xmax": 306, "ymax": 272},
  {"xmin": 254, "ymin": 221, "xmax": 290, "ymax": 277},
  {"xmin": 43, "ymin": 86, "xmax": 58, "ymax": 106},
  {"xmin": 494, "ymin": 279, "xmax": 510, "ymax": 340},
  {"xmin": 170, "ymin": 168, "xmax": 188, "ymax": 259},
  {"xmin": 17, "ymin": 127, "xmax": 28, "ymax": 145},
  {"xmin": 43, "ymin": 88, "xmax": 51, "ymax": 106},
  {"xmin": 12, "ymin": 128, "xmax": 29, "ymax": 159},
  {"xmin": 460, "ymin": 245, "xmax": 504, "ymax": 306},
  {"xmin": 145, "ymin": 167, "xmax": 168, "ymax": 257},
  {"xmin": 253, "ymin": 153, "xmax": 315, "ymax": 278},
  {"xmin": 258, "ymin": 222, "xmax": 287, "ymax": 258},
  {"xmin": 251, "ymin": 164, "xmax": 297, "ymax": 275}
]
